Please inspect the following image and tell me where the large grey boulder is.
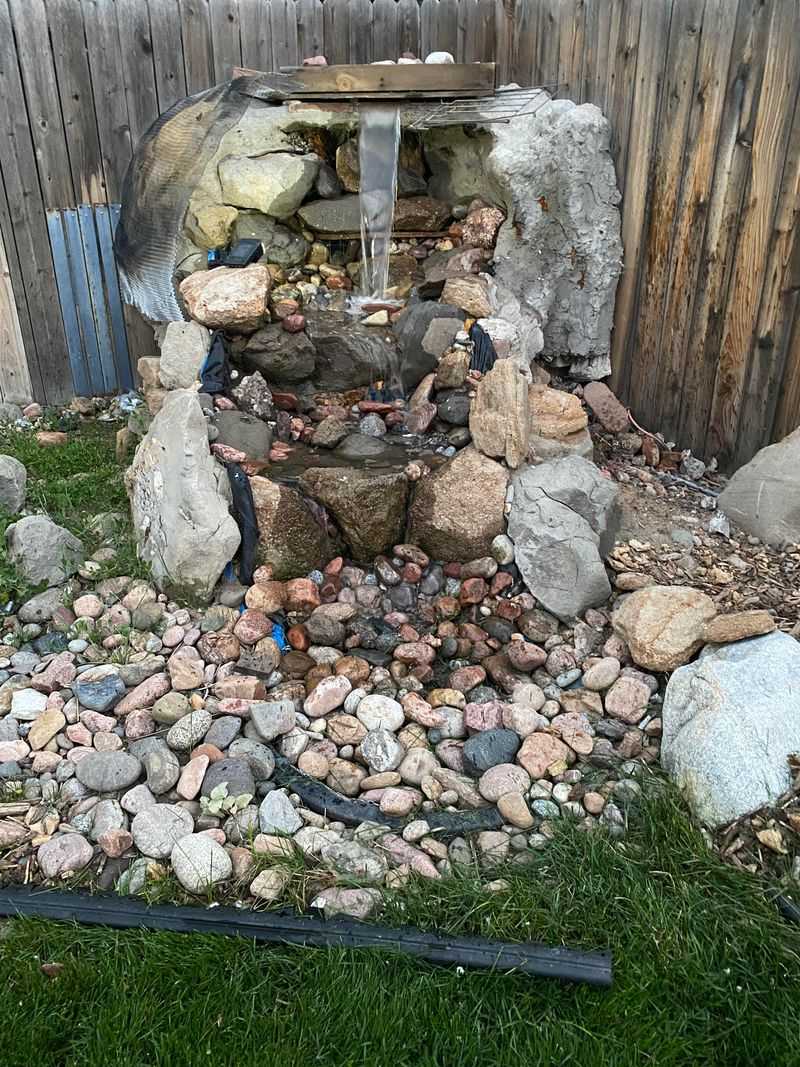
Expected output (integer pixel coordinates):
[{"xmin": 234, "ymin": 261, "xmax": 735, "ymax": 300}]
[
  {"xmin": 219, "ymin": 152, "xmax": 319, "ymax": 218},
  {"xmin": 300, "ymin": 467, "xmax": 409, "ymax": 563},
  {"xmin": 426, "ymin": 93, "xmax": 622, "ymax": 379},
  {"xmin": 662, "ymin": 633, "xmax": 800, "ymax": 826},
  {"xmin": 508, "ymin": 456, "xmax": 619, "ymax": 621},
  {"xmin": 125, "ymin": 389, "xmax": 240, "ymax": 603},
  {"xmin": 241, "ymin": 323, "xmax": 317, "ymax": 384},
  {"xmin": 5, "ymin": 515, "xmax": 84, "ymax": 585},
  {"xmin": 157, "ymin": 321, "xmax": 211, "ymax": 389},
  {"xmin": 0, "ymin": 455, "xmax": 26, "ymax": 513},
  {"xmin": 304, "ymin": 312, "xmax": 396, "ymax": 391},
  {"xmin": 718, "ymin": 427, "xmax": 800, "ymax": 546}
]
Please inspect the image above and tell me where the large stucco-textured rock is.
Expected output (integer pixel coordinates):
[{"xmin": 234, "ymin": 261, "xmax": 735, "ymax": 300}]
[
  {"xmin": 179, "ymin": 265, "xmax": 270, "ymax": 332},
  {"xmin": 125, "ymin": 390, "xmax": 240, "ymax": 602},
  {"xmin": 718, "ymin": 427, "xmax": 800, "ymax": 547},
  {"xmin": 219, "ymin": 152, "xmax": 319, "ymax": 218},
  {"xmin": 407, "ymin": 447, "xmax": 508, "ymax": 561},
  {"xmin": 426, "ymin": 92, "xmax": 622, "ymax": 379},
  {"xmin": 508, "ymin": 456, "xmax": 619, "ymax": 621},
  {"xmin": 250, "ymin": 475, "xmax": 339, "ymax": 579},
  {"xmin": 5, "ymin": 515, "xmax": 84, "ymax": 585},
  {"xmin": 469, "ymin": 358, "xmax": 530, "ymax": 468},
  {"xmin": 157, "ymin": 321, "xmax": 211, "ymax": 389},
  {"xmin": 662, "ymin": 633, "xmax": 800, "ymax": 826},
  {"xmin": 300, "ymin": 467, "xmax": 409, "ymax": 563}
]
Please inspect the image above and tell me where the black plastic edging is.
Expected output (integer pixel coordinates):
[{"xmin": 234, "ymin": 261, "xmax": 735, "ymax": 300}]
[{"xmin": 0, "ymin": 886, "xmax": 612, "ymax": 987}]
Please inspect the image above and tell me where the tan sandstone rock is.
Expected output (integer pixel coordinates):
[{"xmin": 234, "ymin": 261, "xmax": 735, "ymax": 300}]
[
  {"xmin": 613, "ymin": 585, "xmax": 718, "ymax": 671},
  {"xmin": 179, "ymin": 265, "xmax": 270, "ymax": 332},
  {"xmin": 469, "ymin": 358, "xmax": 530, "ymax": 469}
]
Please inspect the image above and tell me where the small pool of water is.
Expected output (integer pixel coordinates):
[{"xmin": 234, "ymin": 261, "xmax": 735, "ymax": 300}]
[{"xmin": 269, "ymin": 432, "xmax": 446, "ymax": 487}]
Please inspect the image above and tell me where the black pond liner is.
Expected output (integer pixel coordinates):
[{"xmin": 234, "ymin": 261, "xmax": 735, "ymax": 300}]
[{"xmin": 0, "ymin": 886, "xmax": 612, "ymax": 986}]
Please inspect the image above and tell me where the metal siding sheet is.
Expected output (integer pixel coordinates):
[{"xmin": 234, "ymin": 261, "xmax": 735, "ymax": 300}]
[
  {"xmin": 96, "ymin": 204, "xmax": 134, "ymax": 391},
  {"xmin": 62, "ymin": 209, "xmax": 104, "ymax": 395},
  {"xmin": 46, "ymin": 210, "xmax": 91, "ymax": 397},
  {"xmin": 77, "ymin": 204, "xmax": 116, "ymax": 393}
]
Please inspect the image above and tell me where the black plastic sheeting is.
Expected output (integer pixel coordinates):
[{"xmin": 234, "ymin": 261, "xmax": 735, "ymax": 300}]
[
  {"xmin": 0, "ymin": 886, "xmax": 613, "ymax": 985},
  {"xmin": 225, "ymin": 462, "xmax": 259, "ymax": 586}
]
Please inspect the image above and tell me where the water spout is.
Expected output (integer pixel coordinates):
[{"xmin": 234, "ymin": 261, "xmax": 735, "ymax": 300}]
[{"xmin": 358, "ymin": 103, "xmax": 401, "ymax": 300}]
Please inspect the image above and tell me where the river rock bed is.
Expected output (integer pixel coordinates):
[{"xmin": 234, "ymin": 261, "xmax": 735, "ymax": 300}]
[{"xmin": 0, "ymin": 534, "xmax": 663, "ymax": 911}]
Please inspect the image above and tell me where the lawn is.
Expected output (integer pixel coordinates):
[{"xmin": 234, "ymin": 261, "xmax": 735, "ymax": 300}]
[
  {"xmin": 1, "ymin": 787, "xmax": 798, "ymax": 1067},
  {"xmin": 0, "ymin": 421, "xmax": 144, "ymax": 604}
]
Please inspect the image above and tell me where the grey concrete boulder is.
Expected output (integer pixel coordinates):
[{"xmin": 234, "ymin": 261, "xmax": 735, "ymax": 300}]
[
  {"xmin": 508, "ymin": 456, "xmax": 620, "ymax": 621},
  {"xmin": 0, "ymin": 455, "xmax": 26, "ymax": 513},
  {"xmin": 426, "ymin": 94, "xmax": 622, "ymax": 379},
  {"xmin": 5, "ymin": 515, "xmax": 84, "ymax": 585},
  {"xmin": 718, "ymin": 427, "xmax": 800, "ymax": 546},
  {"xmin": 125, "ymin": 389, "xmax": 240, "ymax": 603},
  {"xmin": 662, "ymin": 633, "xmax": 800, "ymax": 826}
]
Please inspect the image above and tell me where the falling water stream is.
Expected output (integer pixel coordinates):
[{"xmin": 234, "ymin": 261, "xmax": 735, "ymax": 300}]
[{"xmin": 357, "ymin": 103, "xmax": 401, "ymax": 300}]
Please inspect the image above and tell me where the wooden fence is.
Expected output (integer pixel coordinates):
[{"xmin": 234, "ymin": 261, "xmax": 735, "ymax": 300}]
[{"xmin": 0, "ymin": 0, "xmax": 798, "ymax": 470}]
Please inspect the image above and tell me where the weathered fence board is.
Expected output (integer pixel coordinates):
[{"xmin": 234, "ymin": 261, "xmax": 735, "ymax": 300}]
[{"xmin": 0, "ymin": 0, "xmax": 799, "ymax": 471}]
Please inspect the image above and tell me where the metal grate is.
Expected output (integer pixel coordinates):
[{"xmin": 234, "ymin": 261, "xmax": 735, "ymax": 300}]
[{"xmin": 405, "ymin": 86, "xmax": 558, "ymax": 129}]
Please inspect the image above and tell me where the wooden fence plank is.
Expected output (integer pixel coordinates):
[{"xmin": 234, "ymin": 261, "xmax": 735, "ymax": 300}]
[
  {"xmin": 611, "ymin": 0, "xmax": 670, "ymax": 403},
  {"xmin": 654, "ymin": 0, "xmax": 738, "ymax": 442},
  {"xmin": 0, "ymin": 219, "xmax": 33, "ymax": 403},
  {"xmin": 397, "ymin": 0, "xmax": 421, "ymax": 58},
  {"xmin": 557, "ymin": 0, "xmax": 586, "ymax": 101},
  {"xmin": 238, "ymin": 0, "xmax": 272, "ymax": 71},
  {"xmin": 348, "ymin": 0, "xmax": 373, "ymax": 63},
  {"xmin": 0, "ymin": 0, "xmax": 68, "ymax": 403},
  {"xmin": 534, "ymin": 0, "xmax": 561, "ymax": 87},
  {"xmin": 180, "ymin": 0, "xmax": 216, "ymax": 92},
  {"xmin": 677, "ymin": 0, "xmax": 771, "ymax": 452},
  {"xmin": 82, "ymin": 0, "xmax": 134, "ymax": 203},
  {"xmin": 732, "ymin": 22, "xmax": 800, "ymax": 464},
  {"xmin": 494, "ymin": 0, "xmax": 514, "ymax": 84},
  {"xmin": 323, "ymin": 0, "xmax": 350, "ymax": 65},
  {"xmin": 705, "ymin": 0, "xmax": 800, "ymax": 465},
  {"xmin": 773, "ymin": 237, "xmax": 800, "ymax": 438},
  {"xmin": 0, "ymin": 176, "xmax": 38, "ymax": 403},
  {"xmin": 115, "ymin": 0, "xmax": 160, "ymax": 146},
  {"xmin": 604, "ymin": 0, "xmax": 643, "ymax": 192},
  {"xmin": 271, "ymin": 0, "xmax": 300, "ymax": 68},
  {"xmin": 436, "ymin": 0, "xmax": 459, "ymax": 58},
  {"xmin": 148, "ymin": 0, "xmax": 190, "ymax": 112},
  {"xmin": 631, "ymin": 0, "xmax": 705, "ymax": 427},
  {"xmin": 46, "ymin": 211, "xmax": 90, "ymax": 398},
  {"xmin": 209, "ymin": 0, "xmax": 243, "ymax": 82},
  {"xmin": 371, "ymin": 0, "xmax": 398, "ymax": 62},
  {"xmin": 297, "ymin": 0, "xmax": 324, "ymax": 60},
  {"xmin": 6, "ymin": 0, "xmax": 74, "ymax": 210},
  {"xmin": 45, "ymin": 0, "xmax": 106, "ymax": 203}
]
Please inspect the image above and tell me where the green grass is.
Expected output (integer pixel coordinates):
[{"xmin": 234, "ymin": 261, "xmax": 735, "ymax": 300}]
[
  {"xmin": 1, "ymin": 787, "xmax": 798, "ymax": 1067},
  {"xmin": 0, "ymin": 422, "xmax": 146, "ymax": 602}
]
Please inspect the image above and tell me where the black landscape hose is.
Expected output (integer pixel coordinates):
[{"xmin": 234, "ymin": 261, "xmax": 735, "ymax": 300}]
[{"xmin": 0, "ymin": 886, "xmax": 613, "ymax": 986}]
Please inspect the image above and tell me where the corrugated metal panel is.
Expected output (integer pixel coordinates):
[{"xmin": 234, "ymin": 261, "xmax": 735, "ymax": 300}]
[{"xmin": 46, "ymin": 205, "xmax": 133, "ymax": 396}]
